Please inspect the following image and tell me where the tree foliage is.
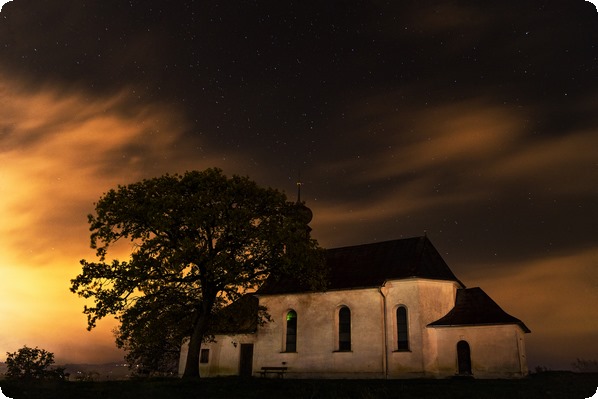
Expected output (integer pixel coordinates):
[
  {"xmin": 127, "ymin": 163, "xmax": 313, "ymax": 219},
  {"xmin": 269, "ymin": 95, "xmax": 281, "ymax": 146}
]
[
  {"xmin": 70, "ymin": 168, "xmax": 326, "ymax": 378},
  {"xmin": 5, "ymin": 346, "xmax": 64, "ymax": 380},
  {"xmin": 114, "ymin": 288, "xmax": 193, "ymax": 376}
]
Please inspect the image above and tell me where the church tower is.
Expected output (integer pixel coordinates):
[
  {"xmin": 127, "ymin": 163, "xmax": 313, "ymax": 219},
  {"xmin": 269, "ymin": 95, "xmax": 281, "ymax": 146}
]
[{"xmin": 292, "ymin": 180, "xmax": 313, "ymax": 237}]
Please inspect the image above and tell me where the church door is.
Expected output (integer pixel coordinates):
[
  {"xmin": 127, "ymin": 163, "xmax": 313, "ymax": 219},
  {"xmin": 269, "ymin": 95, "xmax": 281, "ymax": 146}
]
[
  {"xmin": 457, "ymin": 340, "xmax": 472, "ymax": 375},
  {"xmin": 239, "ymin": 344, "xmax": 254, "ymax": 377}
]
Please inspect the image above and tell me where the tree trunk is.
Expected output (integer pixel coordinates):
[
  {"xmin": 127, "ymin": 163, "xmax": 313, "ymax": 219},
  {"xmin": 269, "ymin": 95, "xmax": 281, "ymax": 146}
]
[
  {"xmin": 182, "ymin": 297, "xmax": 214, "ymax": 379},
  {"xmin": 182, "ymin": 322, "xmax": 204, "ymax": 379}
]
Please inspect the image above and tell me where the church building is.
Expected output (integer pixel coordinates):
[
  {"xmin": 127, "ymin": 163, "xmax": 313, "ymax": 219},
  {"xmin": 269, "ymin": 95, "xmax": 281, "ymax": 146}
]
[{"xmin": 179, "ymin": 234, "xmax": 530, "ymax": 379}]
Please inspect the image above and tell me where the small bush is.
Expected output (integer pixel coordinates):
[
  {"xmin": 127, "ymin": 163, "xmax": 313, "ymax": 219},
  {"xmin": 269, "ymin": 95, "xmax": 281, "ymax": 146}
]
[
  {"xmin": 572, "ymin": 358, "xmax": 598, "ymax": 373},
  {"xmin": 5, "ymin": 346, "xmax": 65, "ymax": 381}
]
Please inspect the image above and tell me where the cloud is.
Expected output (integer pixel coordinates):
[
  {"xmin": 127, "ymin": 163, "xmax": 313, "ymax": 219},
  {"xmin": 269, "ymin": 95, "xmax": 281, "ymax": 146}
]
[
  {"xmin": 309, "ymin": 98, "xmax": 521, "ymax": 235},
  {"xmin": 0, "ymin": 76, "xmax": 192, "ymax": 361},
  {"xmin": 0, "ymin": 76, "xmax": 191, "ymax": 262},
  {"xmin": 304, "ymin": 91, "xmax": 598, "ymax": 281},
  {"xmin": 0, "ymin": 74, "xmax": 284, "ymax": 362},
  {"xmin": 461, "ymin": 248, "xmax": 598, "ymax": 368},
  {"xmin": 324, "ymin": 92, "xmax": 597, "ymax": 193},
  {"xmin": 490, "ymin": 129, "xmax": 598, "ymax": 191}
]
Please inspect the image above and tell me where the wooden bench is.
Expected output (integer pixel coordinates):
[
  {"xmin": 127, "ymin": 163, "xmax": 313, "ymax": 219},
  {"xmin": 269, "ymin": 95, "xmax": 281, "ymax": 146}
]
[{"xmin": 260, "ymin": 366, "xmax": 287, "ymax": 378}]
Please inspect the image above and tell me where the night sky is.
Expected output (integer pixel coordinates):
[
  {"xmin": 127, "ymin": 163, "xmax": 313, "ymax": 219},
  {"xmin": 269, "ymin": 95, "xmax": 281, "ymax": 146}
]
[{"xmin": 0, "ymin": 0, "xmax": 597, "ymax": 369}]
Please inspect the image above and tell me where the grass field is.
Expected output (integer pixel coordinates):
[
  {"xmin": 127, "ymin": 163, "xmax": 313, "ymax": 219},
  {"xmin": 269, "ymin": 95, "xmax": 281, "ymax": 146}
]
[{"xmin": 1, "ymin": 372, "xmax": 597, "ymax": 399}]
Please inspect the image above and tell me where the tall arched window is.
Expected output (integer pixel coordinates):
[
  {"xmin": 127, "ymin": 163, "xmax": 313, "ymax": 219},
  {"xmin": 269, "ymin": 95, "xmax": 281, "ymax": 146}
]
[
  {"xmin": 396, "ymin": 306, "xmax": 409, "ymax": 351},
  {"xmin": 285, "ymin": 310, "xmax": 297, "ymax": 352},
  {"xmin": 338, "ymin": 306, "xmax": 351, "ymax": 351}
]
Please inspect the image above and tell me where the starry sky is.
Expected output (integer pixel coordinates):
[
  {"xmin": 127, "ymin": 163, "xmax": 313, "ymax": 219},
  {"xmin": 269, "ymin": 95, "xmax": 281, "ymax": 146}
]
[{"xmin": 0, "ymin": 0, "xmax": 597, "ymax": 369}]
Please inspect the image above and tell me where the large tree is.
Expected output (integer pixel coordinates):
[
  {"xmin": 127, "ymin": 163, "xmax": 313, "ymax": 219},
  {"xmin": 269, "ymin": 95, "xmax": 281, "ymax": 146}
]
[{"xmin": 70, "ymin": 168, "xmax": 326, "ymax": 379}]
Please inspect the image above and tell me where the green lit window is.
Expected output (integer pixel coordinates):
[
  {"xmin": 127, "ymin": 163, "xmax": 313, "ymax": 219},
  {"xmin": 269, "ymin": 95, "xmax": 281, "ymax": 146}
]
[{"xmin": 285, "ymin": 310, "xmax": 297, "ymax": 352}]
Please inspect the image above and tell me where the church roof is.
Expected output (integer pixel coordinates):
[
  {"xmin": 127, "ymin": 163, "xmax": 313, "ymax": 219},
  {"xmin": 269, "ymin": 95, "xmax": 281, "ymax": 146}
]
[
  {"xmin": 258, "ymin": 236, "xmax": 464, "ymax": 295},
  {"xmin": 427, "ymin": 287, "xmax": 531, "ymax": 333},
  {"xmin": 209, "ymin": 295, "xmax": 259, "ymax": 334}
]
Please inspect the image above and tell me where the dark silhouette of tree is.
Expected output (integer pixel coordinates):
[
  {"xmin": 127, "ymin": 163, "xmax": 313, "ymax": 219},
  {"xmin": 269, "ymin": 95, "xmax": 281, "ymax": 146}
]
[
  {"xmin": 114, "ymin": 289, "xmax": 192, "ymax": 377},
  {"xmin": 5, "ymin": 346, "xmax": 64, "ymax": 380},
  {"xmin": 70, "ymin": 168, "xmax": 326, "ymax": 379}
]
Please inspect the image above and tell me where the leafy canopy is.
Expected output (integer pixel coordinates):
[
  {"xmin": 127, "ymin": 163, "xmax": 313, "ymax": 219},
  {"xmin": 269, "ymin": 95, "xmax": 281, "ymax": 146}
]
[{"xmin": 70, "ymin": 168, "xmax": 326, "ymax": 377}]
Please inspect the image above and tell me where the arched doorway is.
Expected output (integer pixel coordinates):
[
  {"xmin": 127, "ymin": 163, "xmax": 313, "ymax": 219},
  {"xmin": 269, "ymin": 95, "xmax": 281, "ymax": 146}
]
[{"xmin": 457, "ymin": 340, "xmax": 472, "ymax": 375}]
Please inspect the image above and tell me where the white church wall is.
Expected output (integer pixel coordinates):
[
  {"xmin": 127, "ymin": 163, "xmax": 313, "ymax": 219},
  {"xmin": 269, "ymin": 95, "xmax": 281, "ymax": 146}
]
[
  {"xmin": 179, "ymin": 278, "xmax": 528, "ymax": 380},
  {"xmin": 178, "ymin": 333, "xmax": 256, "ymax": 377},
  {"xmin": 382, "ymin": 278, "xmax": 460, "ymax": 378},
  {"xmin": 431, "ymin": 324, "xmax": 528, "ymax": 378},
  {"xmin": 255, "ymin": 288, "xmax": 387, "ymax": 378}
]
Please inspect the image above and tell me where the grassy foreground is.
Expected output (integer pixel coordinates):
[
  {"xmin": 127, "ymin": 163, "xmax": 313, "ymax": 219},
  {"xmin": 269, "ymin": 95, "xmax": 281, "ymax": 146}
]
[{"xmin": 1, "ymin": 372, "xmax": 597, "ymax": 399}]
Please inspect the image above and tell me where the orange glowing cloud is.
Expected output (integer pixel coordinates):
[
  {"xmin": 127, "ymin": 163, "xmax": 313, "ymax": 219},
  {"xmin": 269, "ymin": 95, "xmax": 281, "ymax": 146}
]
[
  {"xmin": 0, "ymin": 78, "xmax": 188, "ymax": 259},
  {"xmin": 0, "ymin": 76, "xmax": 194, "ymax": 362},
  {"xmin": 0, "ymin": 73, "xmax": 278, "ymax": 362},
  {"xmin": 0, "ymin": 71, "xmax": 299, "ymax": 362},
  {"xmin": 490, "ymin": 129, "xmax": 598, "ymax": 192},
  {"xmin": 312, "ymin": 99, "xmax": 522, "ymax": 231},
  {"xmin": 315, "ymin": 95, "xmax": 595, "ymax": 235},
  {"xmin": 461, "ymin": 248, "xmax": 598, "ymax": 367}
]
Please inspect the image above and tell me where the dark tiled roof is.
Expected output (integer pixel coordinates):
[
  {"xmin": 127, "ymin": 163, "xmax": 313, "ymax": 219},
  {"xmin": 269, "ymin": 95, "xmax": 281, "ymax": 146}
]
[
  {"xmin": 428, "ymin": 287, "xmax": 531, "ymax": 333},
  {"xmin": 209, "ymin": 295, "xmax": 259, "ymax": 334},
  {"xmin": 258, "ymin": 236, "xmax": 463, "ymax": 295}
]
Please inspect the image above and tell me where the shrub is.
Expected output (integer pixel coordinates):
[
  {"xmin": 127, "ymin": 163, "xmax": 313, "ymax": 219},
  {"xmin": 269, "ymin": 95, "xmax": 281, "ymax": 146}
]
[
  {"xmin": 572, "ymin": 358, "xmax": 598, "ymax": 373},
  {"xmin": 5, "ymin": 346, "xmax": 65, "ymax": 380}
]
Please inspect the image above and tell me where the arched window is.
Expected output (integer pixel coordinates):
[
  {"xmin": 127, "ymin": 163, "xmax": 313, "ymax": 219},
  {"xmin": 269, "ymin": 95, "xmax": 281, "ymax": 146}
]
[
  {"xmin": 338, "ymin": 306, "xmax": 351, "ymax": 351},
  {"xmin": 285, "ymin": 310, "xmax": 297, "ymax": 352},
  {"xmin": 396, "ymin": 306, "xmax": 409, "ymax": 351}
]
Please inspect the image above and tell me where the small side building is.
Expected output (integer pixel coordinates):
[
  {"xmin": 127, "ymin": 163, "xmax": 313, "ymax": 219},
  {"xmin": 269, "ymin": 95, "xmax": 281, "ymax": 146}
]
[{"xmin": 179, "ymin": 236, "xmax": 530, "ymax": 379}]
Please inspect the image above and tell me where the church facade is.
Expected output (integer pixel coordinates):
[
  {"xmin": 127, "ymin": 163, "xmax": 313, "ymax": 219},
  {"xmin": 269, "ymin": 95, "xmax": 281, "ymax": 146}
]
[{"xmin": 179, "ymin": 236, "xmax": 530, "ymax": 379}]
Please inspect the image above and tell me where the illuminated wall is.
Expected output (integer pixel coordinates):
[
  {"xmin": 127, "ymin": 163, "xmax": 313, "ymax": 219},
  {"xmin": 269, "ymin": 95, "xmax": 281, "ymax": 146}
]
[{"xmin": 180, "ymin": 278, "xmax": 528, "ymax": 378}]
